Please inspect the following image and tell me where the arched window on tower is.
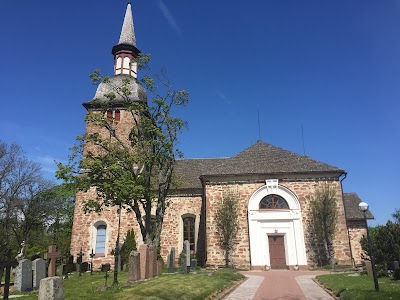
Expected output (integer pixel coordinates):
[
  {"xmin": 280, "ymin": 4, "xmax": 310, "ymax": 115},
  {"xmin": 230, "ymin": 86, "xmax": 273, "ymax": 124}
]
[
  {"xmin": 123, "ymin": 57, "xmax": 130, "ymax": 75},
  {"xmin": 107, "ymin": 110, "xmax": 113, "ymax": 121},
  {"xmin": 259, "ymin": 194, "xmax": 289, "ymax": 209},
  {"xmin": 182, "ymin": 215, "xmax": 196, "ymax": 251},
  {"xmin": 114, "ymin": 110, "xmax": 120, "ymax": 122},
  {"xmin": 95, "ymin": 223, "xmax": 107, "ymax": 256}
]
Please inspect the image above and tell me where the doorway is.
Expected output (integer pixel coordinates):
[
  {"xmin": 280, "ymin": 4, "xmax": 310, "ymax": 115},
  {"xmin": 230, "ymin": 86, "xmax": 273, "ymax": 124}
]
[{"xmin": 268, "ymin": 235, "xmax": 286, "ymax": 269}]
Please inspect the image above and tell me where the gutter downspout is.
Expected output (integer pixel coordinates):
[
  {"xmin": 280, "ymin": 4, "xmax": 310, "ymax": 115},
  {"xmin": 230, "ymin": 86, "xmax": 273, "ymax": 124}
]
[
  {"xmin": 200, "ymin": 175, "xmax": 207, "ymax": 266},
  {"xmin": 339, "ymin": 172, "xmax": 355, "ymax": 267}
]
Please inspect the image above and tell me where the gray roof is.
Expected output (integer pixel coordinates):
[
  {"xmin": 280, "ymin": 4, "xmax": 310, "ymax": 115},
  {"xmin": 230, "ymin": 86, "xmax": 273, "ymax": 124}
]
[
  {"xmin": 343, "ymin": 193, "xmax": 374, "ymax": 220},
  {"xmin": 173, "ymin": 141, "xmax": 344, "ymax": 190},
  {"xmin": 173, "ymin": 158, "xmax": 227, "ymax": 190},
  {"xmin": 204, "ymin": 141, "xmax": 344, "ymax": 176},
  {"xmin": 87, "ymin": 75, "xmax": 147, "ymax": 107},
  {"xmin": 118, "ymin": 3, "xmax": 136, "ymax": 46}
]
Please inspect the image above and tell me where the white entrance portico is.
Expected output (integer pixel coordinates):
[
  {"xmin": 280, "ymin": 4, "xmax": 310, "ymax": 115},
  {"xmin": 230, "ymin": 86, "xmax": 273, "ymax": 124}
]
[{"xmin": 248, "ymin": 179, "xmax": 308, "ymax": 269}]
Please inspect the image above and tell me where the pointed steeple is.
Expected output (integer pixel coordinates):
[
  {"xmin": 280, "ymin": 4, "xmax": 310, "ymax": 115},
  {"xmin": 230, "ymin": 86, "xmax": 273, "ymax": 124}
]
[
  {"xmin": 112, "ymin": 2, "xmax": 140, "ymax": 78},
  {"xmin": 118, "ymin": 2, "xmax": 136, "ymax": 46}
]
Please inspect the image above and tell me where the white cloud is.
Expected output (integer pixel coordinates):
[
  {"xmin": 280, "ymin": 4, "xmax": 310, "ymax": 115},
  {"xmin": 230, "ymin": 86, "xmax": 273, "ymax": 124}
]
[{"xmin": 156, "ymin": 0, "xmax": 182, "ymax": 37}]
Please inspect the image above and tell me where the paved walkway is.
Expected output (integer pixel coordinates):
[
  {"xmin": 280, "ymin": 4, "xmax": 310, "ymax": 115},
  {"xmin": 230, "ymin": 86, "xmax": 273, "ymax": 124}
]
[{"xmin": 225, "ymin": 270, "xmax": 334, "ymax": 300}]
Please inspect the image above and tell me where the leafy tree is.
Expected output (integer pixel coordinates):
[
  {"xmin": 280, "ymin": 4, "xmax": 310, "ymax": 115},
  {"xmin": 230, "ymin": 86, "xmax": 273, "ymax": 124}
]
[
  {"xmin": 0, "ymin": 142, "xmax": 74, "ymax": 282},
  {"xmin": 121, "ymin": 228, "xmax": 137, "ymax": 269},
  {"xmin": 215, "ymin": 190, "xmax": 240, "ymax": 267},
  {"xmin": 361, "ymin": 220, "xmax": 400, "ymax": 265},
  {"xmin": 0, "ymin": 141, "xmax": 53, "ymax": 252},
  {"xmin": 307, "ymin": 183, "xmax": 337, "ymax": 266},
  {"xmin": 57, "ymin": 54, "xmax": 188, "ymax": 249},
  {"xmin": 392, "ymin": 209, "xmax": 400, "ymax": 223}
]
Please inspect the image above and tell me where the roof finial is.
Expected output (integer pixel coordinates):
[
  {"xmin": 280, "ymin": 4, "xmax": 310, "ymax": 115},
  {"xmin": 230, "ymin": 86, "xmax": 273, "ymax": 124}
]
[{"xmin": 118, "ymin": 2, "xmax": 136, "ymax": 46}]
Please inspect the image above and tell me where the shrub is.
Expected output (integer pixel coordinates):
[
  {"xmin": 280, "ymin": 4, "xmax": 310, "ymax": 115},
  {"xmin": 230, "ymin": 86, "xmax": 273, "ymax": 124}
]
[{"xmin": 121, "ymin": 228, "xmax": 137, "ymax": 269}]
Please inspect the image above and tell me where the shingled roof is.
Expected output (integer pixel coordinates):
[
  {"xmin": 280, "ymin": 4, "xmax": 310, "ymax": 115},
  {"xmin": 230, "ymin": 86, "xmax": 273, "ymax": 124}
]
[
  {"xmin": 343, "ymin": 193, "xmax": 374, "ymax": 220},
  {"xmin": 203, "ymin": 141, "xmax": 344, "ymax": 176},
  {"xmin": 173, "ymin": 141, "xmax": 344, "ymax": 190}
]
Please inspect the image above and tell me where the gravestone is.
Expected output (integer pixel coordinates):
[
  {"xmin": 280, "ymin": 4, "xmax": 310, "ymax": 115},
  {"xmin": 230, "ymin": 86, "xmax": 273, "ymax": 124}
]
[
  {"xmin": 394, "ymin": 261, "xmax": 400, "ymax": 270},
  {"xmin": 184, "ymin": 240, "xmax": 191, "ymax": 271},
  {"xmin": 14, "ymin": 259, "xmax": 32, "ymax": 292},
  {"xmin": 32, "ymin": 258, "xmax": 46, "ymax": 289},
  {"xmin": 57, "ymin": 264, "xmax": 65, "ymax": 277},
  {"xmin": 148, "ymin": 245, "xmax": 157, "ymax": 278},
  {"xmin": 65, "ymin": 255, "xmax": 74, "ymax": 277},
  {"xmin": 101, "ymin": 263, "xmax": 111, "ymax": 287},
  {"xmin": 167, "ymin": 247, "xmax": 176, "ymax": 273},
  {"xmin": 128, "ymin": 251, "xmax": 140, "ymax": 282},
  {"xmin": 46, "ymin": 245, "xmax": 60, "ymax": 277},
  {"xmin": 180, "ymin": 251, "xmax": 188, "ymax": 274},
  {"xmin": 363, "ymin": 260, "xmax": 373, "ymax": 276},
  {"xmin": 157, "ymin": 260, "xmax": 163, "ymax": 276},
  {"xmin": 0, "ymin": 249, "xmax": 19, "ymax": 300},
  {"xmin": 81, "ymin": 262, "xmax": 89, "ymax": 273},
  {"xmin": 139, "ymin": 244, "xmax": 150, "ymax": 280},
  {"xmin": 89, "ymin": 249, "xmax": 95, "ymax": 275},
  {"xmin": 190, "ymin": 258, "xmax": 197, "ymax": 270},
  {"xmin": 38, "ymin": 276, "xmax": 64, "ymax": 300},
  {"xmin": 76, "ymin": 248, "xmax": 84, "ymax": 276}
]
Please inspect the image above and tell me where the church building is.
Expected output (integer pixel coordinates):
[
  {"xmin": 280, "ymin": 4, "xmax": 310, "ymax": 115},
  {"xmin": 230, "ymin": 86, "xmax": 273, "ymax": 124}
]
[{"xmin": 70, "ymin": 3, "xmax": 372, "ymax": 270}]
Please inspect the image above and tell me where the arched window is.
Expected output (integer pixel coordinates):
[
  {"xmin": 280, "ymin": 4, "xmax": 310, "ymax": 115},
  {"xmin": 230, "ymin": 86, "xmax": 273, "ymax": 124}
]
[
  {"xmin": 123, "ymin": 57, "xmax": 130, "ymax": 74},
  {"xmin": 183, "ymin": 216, "xmax": 195, "ymax": 251},
  {"xmin": 107, "ymin": 110, "xmax": 113, "ymax": 121},
  {"xmin": 114, "ymin": 110, "xmax": 120, "ymax": 122},
  {"xmin": 259, "ymin": 194, "xmax": 289, "ymax": 209},
  {"xmin": 95, "ymin": 224, "xmax": 107, "ymax": 255}
]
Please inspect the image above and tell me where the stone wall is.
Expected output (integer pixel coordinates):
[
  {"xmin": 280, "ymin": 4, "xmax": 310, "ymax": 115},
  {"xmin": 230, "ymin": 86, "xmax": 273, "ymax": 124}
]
[
  {"xmin": 347, "ymin": 220, "xmax": 367, "ymax": 265},
  {"xmin": 71, "ymin": 189, "xmax": 202, "ymax": 269},
  {"xmin": 203, "ymin": 178, "xmax": 352, "ymax": 269}
]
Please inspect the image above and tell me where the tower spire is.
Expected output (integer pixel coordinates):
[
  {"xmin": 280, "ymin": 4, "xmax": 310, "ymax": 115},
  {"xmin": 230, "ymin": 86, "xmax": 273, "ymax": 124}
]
[
  {"xmin": 112, "ymin": 2, "xmax": 140, "ymax": 78},
  {"xmin": 118, "ymin": 2, "xmax": 136, "ymax": 46}
]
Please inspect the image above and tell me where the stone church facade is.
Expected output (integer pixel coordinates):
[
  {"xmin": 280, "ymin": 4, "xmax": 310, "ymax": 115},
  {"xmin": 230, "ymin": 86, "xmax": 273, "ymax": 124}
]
[{"xmin": 70, "ymin": 3, "xmax": 372, "ymax": 270}]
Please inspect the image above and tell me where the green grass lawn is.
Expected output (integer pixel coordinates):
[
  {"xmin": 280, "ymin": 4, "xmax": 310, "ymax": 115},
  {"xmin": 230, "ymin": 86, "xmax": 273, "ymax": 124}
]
[
  {"xmin": 7, "ymin": 268, "xmax": 244, "ymax": 300},
  {"xmin": 316, "ymin": 273, "xmax": 400, "ymax": 300}
]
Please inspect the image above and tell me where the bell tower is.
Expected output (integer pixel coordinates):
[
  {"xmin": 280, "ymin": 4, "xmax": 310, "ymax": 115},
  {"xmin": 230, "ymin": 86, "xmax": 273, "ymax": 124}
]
[
  {"xmin": 112, "ymin": 2, "xmax": 140, "ymax": 78},
  {"xmin": 70, "ymin": 2, "xmax": 146, "ymax": 269}
]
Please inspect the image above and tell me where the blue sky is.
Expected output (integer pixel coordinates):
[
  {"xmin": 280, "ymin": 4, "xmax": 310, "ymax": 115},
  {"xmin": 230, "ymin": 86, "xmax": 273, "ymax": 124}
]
[{"xmin": 0, "ymin": 0, "xmax": 399, "ymax": 225}]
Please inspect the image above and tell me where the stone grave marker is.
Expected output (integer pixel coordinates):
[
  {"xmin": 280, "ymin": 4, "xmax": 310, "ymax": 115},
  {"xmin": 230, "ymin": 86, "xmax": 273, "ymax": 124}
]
[
  {"xmin": 81, "ymin": 262, "xmax": 89, "ymax": 273},
  {"xmin": 394, "ymin": 261, "xmax": 400, "ymax": 270},
  {"xmin": 139, "ymin": 244, "xmax": 150, "ymax": 280},
  {"xmin": 190, "ymin": 258, "xmax": 197, "ymax": 270},
  {"xmin": 46, "ymin": 245, "xmax": 60, "ymax": 277},
  {"xmin": 76, "ymin": 248, "xmax": 84, "ymax": 276},
  {"xmin": 0, "ymin": 249, "xmax": 19, "ymax": 300},
  {"xmin": 14, "ymin": 259, "xmax": 32, "ymax": 292},
  {"xmin": 57, "ymin": 263, "xmax": 65, "ymax": 277},
  {"xmin": 167, "ymin": 247, "xmax": 176, "ymax": 273},
  {"xmin": 363, "ymin": 260, "xmax": 373, "ymax": 276},
  {"xmin": 66, "ymin": 255, "xmax": 74, "ymax": 274},
  {"xmin": 157, "ymin": 260, "xmax": 163, "ymax": 276},
  {"xmin": 38, "ymin": 276, "xmax": 64, "ymax": 300},
  {"xmin": 32, "ymin": 258, "xmax": 46, "ymax": 289},
  {"xmin": 180, "ymin": 251, "xmax": 188, "ymax": 274},
  {"xmin": 89, "ymin": 249, "xmax": 95, "ymax": 275},
  {"xmin": 128, "ymin": 251, "xmax": 140, "ymax": 282},
  {"xmin": 101, "ymin": 263, "xmax": 111, "ymax": 287},
  {"xmin": 184, "ymin": 240, "xmax": 191, "ymax": 271},
  {"xmin": 148, "ymin": 245, "xmax": 157, "ymax": 278}
]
